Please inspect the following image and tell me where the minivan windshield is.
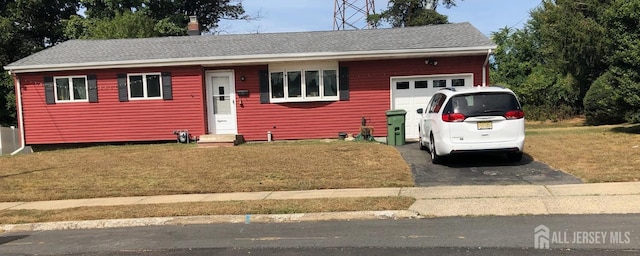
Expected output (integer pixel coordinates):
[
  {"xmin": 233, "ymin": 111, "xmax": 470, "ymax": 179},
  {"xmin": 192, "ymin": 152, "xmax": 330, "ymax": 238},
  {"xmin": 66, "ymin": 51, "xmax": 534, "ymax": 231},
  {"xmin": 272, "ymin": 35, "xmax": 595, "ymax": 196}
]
[{"xmin": 443, "ymin": 92, "xmax": 521, "ymax": 117}]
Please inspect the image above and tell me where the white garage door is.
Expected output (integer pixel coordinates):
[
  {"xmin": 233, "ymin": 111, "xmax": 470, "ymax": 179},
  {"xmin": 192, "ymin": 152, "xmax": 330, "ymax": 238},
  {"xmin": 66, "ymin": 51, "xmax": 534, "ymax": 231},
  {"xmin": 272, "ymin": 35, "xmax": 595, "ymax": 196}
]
[{"xmin": 391, "ymin": 74, "xmax": 473, "ymax": 139}]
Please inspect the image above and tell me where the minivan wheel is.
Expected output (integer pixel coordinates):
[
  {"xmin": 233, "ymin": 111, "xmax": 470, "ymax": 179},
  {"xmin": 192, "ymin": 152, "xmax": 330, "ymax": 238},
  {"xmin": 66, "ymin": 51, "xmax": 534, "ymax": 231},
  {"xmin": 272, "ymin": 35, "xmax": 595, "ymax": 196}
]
[
  {"xmin": 429, "ymin": 136, "xmax": 442, "ymax": 164},
  {"xmin": 507, "ymin": 152, "xmax": 523, "ymax": 162}
]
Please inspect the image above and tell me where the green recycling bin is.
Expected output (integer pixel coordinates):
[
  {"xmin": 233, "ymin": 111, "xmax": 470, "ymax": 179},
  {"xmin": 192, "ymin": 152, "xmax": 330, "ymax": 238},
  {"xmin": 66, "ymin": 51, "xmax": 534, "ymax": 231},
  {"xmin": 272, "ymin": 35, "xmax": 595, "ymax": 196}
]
[{"xmin": 386, "ymin": 109, "xmax": 407, "ymax": 146}]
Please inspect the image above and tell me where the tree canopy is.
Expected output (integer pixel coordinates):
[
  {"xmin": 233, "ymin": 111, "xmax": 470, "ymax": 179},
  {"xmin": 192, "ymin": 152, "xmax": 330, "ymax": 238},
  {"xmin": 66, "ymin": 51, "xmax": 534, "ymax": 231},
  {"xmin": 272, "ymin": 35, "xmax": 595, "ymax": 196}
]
[
  {"xmin": 66, "ymin": 0, "xmax": 248, "ymax": 39},
  {"xmin": 0, "ymin": 0, "xmax": 78, "ymax": 126},
  {"xmin": 369, "ymin": 0, "xmax": 460, "ymax": 27},
  {"xmin": 0, "ymin": 0, "xmax": 248, "ymax": 127},
  {"xmin": 491, "ymin": 0, "xmax": 640, "ymax": 124}
]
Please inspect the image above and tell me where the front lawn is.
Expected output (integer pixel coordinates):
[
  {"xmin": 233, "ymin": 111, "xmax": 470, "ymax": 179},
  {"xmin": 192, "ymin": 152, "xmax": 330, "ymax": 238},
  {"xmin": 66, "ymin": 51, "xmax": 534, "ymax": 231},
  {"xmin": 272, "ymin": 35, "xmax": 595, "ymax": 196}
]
[
  {"xmin": 0, "ymin": 141, "xmax": 414, "ymax": 202},
  {"xmin": 525, "ymin": 121, "xmax": 640, "ymax": 183}
]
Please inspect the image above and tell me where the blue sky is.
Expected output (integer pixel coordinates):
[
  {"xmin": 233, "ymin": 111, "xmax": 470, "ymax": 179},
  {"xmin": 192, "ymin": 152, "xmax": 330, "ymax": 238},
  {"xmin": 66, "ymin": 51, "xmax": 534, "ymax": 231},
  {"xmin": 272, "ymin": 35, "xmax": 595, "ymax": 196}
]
[{"xmin": 220, "ymin": 0, "xmax": 543, "ymax": 36}]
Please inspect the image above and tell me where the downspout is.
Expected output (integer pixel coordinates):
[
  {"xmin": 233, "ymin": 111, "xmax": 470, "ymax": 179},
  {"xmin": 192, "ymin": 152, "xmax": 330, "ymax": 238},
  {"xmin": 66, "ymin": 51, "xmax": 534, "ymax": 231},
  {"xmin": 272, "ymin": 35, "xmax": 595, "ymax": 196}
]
[
  {"xmin": 482, "ymin": 49, "xmax": 493, "ymax": 87},
  {"xmin": 11, "ymin": 73, "xmax": 26, "ymax": 155}
]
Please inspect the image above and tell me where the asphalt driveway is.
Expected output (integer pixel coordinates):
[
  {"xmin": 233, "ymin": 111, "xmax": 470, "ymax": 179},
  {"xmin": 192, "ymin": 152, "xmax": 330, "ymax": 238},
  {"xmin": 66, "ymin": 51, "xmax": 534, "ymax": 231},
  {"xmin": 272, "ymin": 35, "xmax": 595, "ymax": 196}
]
[{"xmin": 395, "ymin": 142, "xmax": 583, "ymax": 186}]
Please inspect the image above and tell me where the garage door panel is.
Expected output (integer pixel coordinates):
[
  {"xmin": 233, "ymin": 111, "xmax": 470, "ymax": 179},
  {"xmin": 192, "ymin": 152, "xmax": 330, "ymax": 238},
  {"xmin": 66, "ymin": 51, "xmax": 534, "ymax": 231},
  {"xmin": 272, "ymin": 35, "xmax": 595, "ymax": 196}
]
[{"xmin": 391, "ymin": 75, "xmax": 473, "ymax": 139}]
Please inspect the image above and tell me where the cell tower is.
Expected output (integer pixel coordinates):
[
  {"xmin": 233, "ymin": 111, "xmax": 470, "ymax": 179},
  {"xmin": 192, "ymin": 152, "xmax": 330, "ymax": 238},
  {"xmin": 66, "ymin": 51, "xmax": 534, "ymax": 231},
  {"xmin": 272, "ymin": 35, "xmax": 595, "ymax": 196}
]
[{"xmin": 333, "ymin": 0, "xmax": 376, "ymax": 30}]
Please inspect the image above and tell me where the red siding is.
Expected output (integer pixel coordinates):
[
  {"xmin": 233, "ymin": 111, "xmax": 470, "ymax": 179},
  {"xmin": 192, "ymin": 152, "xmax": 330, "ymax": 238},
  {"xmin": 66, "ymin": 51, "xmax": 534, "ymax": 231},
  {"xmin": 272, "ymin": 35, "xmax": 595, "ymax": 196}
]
[
  {"xmin": 18, "ymin": 66, "xmax": 206, "ymax": 144},
  {"xmin": 234, "ymin": 56, "xmax": 486, "ymax": 141},
  {"xmin": 17, "ymin": 56, "xmax": 486, "ymax": 144}
]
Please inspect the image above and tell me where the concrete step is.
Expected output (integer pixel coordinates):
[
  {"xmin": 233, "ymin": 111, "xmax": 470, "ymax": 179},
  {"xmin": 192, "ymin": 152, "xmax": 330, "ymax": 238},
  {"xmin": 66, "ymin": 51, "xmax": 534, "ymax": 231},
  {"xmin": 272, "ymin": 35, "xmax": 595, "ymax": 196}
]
[{"xmin": 197, "ymin": 134, "xmax": 245, "ymax": 148}]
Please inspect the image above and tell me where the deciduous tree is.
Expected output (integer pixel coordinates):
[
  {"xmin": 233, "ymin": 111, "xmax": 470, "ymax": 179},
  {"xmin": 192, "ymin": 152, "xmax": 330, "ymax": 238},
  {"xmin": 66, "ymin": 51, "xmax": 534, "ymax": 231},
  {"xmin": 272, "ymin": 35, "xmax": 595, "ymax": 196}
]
[
  {"xmin": 68, "ymin": 0, "xmax": 249, "ymax": 38},
  {"xmin": 530, "ymin": 0, "xmax": 612, "ymax": 104},
  {"xmin": 490, "ymin": 0, "xmax": 632, "ymax": 122},
  {"xmin": 369, "ymin": 0, "xmax": 459, "ymax": 27},
  {"xmin": 0, "ymin": 0, "xmax": 78, "ymax": 126},
  {"xmin": 1, "ymin": 0, "xmax": 249, "ymax": 126}
]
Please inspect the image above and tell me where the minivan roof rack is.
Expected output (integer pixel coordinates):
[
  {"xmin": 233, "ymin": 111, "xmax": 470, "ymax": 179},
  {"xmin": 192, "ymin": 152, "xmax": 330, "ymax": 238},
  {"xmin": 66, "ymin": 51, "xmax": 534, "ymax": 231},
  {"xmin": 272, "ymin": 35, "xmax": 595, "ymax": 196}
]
[{"xmin": 439, "ymin": 87, "xmax": 456, "ymax": 92}]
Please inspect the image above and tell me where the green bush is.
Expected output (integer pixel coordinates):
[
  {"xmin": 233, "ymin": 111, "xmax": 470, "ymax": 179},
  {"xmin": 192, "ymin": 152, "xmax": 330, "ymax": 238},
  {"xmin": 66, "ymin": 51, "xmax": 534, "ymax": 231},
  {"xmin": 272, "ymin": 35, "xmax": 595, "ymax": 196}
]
[
  {"xmin": 625, "ymin": 110, "xmax": 640, "ymax": 123},
  {"xmin": 522, "ymin": 104, "xmax": 576, "ymax": 122},
  {"xmin": 583, "ymin": 71, "xmax": 626, "ymax": 125},
  {"xmin": 614, "ymin": 69, "xmax": 640, "ymax": 124},
  {"xmin": 508, "ymin": 66, "xmax": 581, "ymax": 121}
]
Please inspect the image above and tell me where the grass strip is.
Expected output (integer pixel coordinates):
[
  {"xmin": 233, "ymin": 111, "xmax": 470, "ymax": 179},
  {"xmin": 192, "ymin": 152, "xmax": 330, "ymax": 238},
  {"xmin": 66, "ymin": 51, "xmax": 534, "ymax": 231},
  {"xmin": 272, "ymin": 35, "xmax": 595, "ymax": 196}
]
[{"xmin": 0, "ymin": 197, "xmax": 416, "ymax": 224}]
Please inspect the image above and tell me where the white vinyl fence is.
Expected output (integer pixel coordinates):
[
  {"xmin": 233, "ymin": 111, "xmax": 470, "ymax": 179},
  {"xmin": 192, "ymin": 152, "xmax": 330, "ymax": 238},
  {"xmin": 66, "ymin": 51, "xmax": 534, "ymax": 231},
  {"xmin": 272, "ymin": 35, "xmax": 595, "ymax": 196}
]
[{"xmin": 0, "ymin": 126, "xmax": 20, "ymax": 155}]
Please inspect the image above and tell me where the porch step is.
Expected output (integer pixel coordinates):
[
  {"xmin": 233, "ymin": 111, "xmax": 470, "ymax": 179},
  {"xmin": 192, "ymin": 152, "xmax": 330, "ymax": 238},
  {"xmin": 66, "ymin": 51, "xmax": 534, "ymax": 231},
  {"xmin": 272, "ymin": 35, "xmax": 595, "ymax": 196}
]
[{"xmin": 197, "ymin": 134, "xmax": 245, "ymax": 148}]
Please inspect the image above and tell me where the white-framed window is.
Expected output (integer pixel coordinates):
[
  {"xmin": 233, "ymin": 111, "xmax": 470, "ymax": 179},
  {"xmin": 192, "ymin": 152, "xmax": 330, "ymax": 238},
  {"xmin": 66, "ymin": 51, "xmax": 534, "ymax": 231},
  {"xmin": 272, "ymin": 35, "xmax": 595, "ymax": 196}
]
[
  {"xmin": 128, "ymin": 73, "xmax": 163, "ymax": 99},
  {"xmin": 54, "ymin": 76, "xmax": 88, "ymax": 102},
  {"xmin": 269, "ymin": 61, "xmax": 339, "ymax": 102}
]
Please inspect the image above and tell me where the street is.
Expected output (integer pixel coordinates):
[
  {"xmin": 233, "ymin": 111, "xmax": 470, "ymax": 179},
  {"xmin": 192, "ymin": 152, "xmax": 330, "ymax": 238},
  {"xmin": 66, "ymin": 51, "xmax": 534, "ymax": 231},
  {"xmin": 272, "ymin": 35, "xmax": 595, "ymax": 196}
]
[{"xmin": 2, "ymin": 214, "xmax": 639, "ymax": 255}]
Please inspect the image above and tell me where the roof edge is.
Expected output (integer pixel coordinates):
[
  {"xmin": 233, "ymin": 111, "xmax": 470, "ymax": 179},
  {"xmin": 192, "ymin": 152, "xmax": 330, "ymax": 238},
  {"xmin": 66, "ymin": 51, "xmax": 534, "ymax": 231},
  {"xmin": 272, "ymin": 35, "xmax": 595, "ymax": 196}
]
[{"xmin": 5, "ymin": 46, "xmax": 496, "ymax": 74}]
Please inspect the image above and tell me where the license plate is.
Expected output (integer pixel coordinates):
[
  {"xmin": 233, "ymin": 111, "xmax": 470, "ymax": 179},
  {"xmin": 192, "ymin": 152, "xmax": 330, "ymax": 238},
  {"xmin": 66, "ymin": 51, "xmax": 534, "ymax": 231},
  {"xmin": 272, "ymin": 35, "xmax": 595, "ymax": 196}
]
[{"xmin": 477, "ymin": 121, "xmax": 492, "ymax": 130}]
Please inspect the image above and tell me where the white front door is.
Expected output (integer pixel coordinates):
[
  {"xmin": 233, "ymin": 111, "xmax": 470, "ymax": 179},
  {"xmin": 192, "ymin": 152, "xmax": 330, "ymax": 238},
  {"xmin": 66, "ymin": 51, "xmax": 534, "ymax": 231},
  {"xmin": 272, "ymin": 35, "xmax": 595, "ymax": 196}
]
[{"xmin": 206, "ymin": 71, "xmax": 237, "ymax": 134}]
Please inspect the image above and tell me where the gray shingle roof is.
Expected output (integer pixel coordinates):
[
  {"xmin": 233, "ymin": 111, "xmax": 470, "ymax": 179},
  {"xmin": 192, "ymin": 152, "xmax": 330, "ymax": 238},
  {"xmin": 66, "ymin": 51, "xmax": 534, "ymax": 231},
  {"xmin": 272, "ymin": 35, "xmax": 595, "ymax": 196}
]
[{"xmin": 6, "ymin": 22, "xmax": 495, "ymax": 71}]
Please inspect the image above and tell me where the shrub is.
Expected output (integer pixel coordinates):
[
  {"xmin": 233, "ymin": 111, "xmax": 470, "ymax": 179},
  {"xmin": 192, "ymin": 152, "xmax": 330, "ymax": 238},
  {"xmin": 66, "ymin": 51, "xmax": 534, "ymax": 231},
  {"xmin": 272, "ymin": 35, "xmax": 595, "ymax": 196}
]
[
  {"xmin": 522, "ymin": 104, "xmax": 576, "ymax": 122},
  {"xmin": 509, "ymin": 66, "xmax": 581, "ymax": 121},
  {"xmin": 625, "ymin": 110, "xmax": 640, "ymax": 123},
  {"xmin": 583, "ymin": 71, "xmax": 626, "ymax": 125}
]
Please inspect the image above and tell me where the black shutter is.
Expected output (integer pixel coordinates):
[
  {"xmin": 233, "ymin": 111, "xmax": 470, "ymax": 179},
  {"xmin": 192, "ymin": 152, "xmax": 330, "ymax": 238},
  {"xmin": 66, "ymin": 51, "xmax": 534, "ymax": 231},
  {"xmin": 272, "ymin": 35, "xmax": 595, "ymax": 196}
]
[
  {"xmin": 44, "ymin": 76, "xmax": 55, "ymax": 105},
  {"xmin": 162, "ymin": 72, "xmax": 173, "ymax": 100},
  {"xmin": 259, "ymin": 70, "xmax": 270, "ymax": 104},
  {"xmin": 339, "ymin": 66, "xmax": 349, "ymax": 101},
  {"xmin": 117, "ymin": 73, "xmax": 128, "ymax": 102},
  {"xmin": 87, "ymin": 74, "xmax": 98, "ymax": 103}
]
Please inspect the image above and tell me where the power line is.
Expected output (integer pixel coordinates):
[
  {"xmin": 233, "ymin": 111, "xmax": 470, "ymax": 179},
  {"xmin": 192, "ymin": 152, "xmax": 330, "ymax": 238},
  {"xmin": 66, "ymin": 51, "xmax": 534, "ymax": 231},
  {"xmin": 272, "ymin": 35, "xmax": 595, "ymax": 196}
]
[{"xmin": 507, "ymin": 0, "xmax": 544, "ymax": 31}]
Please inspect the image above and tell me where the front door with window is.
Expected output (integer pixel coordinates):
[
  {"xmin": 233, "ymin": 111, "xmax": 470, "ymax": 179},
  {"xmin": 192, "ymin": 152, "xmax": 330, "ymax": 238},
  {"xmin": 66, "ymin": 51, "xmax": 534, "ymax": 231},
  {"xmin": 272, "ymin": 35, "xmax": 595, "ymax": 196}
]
[{"xmin": 206, "ymin": 71, "xmax": 237, "ymax": 134}]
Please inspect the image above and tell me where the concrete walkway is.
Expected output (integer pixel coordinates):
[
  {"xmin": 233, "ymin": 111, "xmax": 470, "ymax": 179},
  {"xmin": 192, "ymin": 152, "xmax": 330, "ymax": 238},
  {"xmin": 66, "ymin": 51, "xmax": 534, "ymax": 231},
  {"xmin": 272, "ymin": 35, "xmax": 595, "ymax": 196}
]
[
  {"xmin": 406, "ymin": 182, "xmax": 640, "ymax": 216},
  {"xmin": 2, "ymin": 182, "xmax": 640, "ymax": 232}
]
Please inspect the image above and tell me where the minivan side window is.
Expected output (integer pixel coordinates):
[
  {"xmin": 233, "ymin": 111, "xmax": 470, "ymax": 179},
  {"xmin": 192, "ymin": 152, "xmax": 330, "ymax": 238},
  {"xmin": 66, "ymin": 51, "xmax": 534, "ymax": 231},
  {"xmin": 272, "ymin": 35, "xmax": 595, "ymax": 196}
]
[
  {"xmin": 429, "ymin": 94, "xmax": 446, "ymax": 113},
  {"xmin": 426, "ymin": 95, "xmax": 439, "ymax": 113},
  {"xmin": 433, "ymin": 95, "xmax": 447, "ymax": 113},
  {"xmin": 427, "ymin": 95, "xmax": 438, "ymax": 113}
]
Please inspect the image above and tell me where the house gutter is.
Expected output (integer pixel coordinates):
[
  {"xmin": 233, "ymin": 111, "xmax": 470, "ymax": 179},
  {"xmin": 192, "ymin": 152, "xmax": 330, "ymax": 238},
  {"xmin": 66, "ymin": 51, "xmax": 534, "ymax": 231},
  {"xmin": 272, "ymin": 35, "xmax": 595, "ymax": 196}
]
[
  {"xmin": 5, "ymin": 46, "xmax": 496, "ymax": 74},
  {"xmin": 482, "ymin": 49, "xmax": 493, "ymax": 86},
  {"xmin": 10, "ymin": 73, "xmax": 27, "ymax": 155}
]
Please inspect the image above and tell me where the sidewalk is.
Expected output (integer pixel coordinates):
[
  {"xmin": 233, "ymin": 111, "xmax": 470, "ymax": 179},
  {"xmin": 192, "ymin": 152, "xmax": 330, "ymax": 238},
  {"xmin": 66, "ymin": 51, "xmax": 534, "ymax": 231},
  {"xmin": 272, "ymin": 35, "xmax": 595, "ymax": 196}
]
[
  {"xmin": 0, "ymin": 188, "xmax": 404, "ymax": 211},
  {"xmin": 2, "ymin": 182, "xmax": 640, "ymax": 232}
]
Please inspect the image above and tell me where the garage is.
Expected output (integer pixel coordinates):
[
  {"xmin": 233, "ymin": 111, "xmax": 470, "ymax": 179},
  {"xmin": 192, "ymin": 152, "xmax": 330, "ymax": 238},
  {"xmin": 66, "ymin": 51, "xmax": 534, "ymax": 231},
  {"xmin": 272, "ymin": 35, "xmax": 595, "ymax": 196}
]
[{"xmin": 391, "ymin": 74, "xmax": 474, "ymax": 139}]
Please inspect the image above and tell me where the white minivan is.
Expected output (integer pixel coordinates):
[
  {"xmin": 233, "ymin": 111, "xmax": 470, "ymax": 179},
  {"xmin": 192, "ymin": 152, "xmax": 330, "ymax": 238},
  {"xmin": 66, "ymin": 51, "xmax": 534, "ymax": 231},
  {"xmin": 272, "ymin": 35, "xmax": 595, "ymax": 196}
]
[{"xmin": 417, "ymin": 86, "xmax": 525, "ymax": 164}]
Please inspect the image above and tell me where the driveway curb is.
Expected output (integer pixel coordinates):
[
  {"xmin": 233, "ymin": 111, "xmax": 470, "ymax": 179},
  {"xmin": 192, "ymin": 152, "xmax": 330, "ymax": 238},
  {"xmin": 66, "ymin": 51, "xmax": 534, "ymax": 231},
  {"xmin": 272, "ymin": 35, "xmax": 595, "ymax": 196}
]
[{"xmin": 0, "ymin": 210, "xmax": 421, "ymax": 233}]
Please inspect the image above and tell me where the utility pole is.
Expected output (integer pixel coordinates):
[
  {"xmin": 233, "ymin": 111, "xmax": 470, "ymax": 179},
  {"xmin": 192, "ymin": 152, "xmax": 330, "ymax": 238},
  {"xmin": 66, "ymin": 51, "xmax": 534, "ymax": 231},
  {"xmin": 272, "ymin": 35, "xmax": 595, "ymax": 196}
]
[{"xmin": 333, "ymin": 0, "xmax": 376, "ymax": 30}]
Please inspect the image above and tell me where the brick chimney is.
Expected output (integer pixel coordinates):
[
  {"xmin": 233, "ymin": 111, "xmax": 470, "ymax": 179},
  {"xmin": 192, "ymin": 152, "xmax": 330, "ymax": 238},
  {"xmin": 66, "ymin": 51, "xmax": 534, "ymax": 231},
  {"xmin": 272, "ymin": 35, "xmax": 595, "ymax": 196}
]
[{"xmin": 187, "ymin": 16, "xmax": 200, "ymax": 36}]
